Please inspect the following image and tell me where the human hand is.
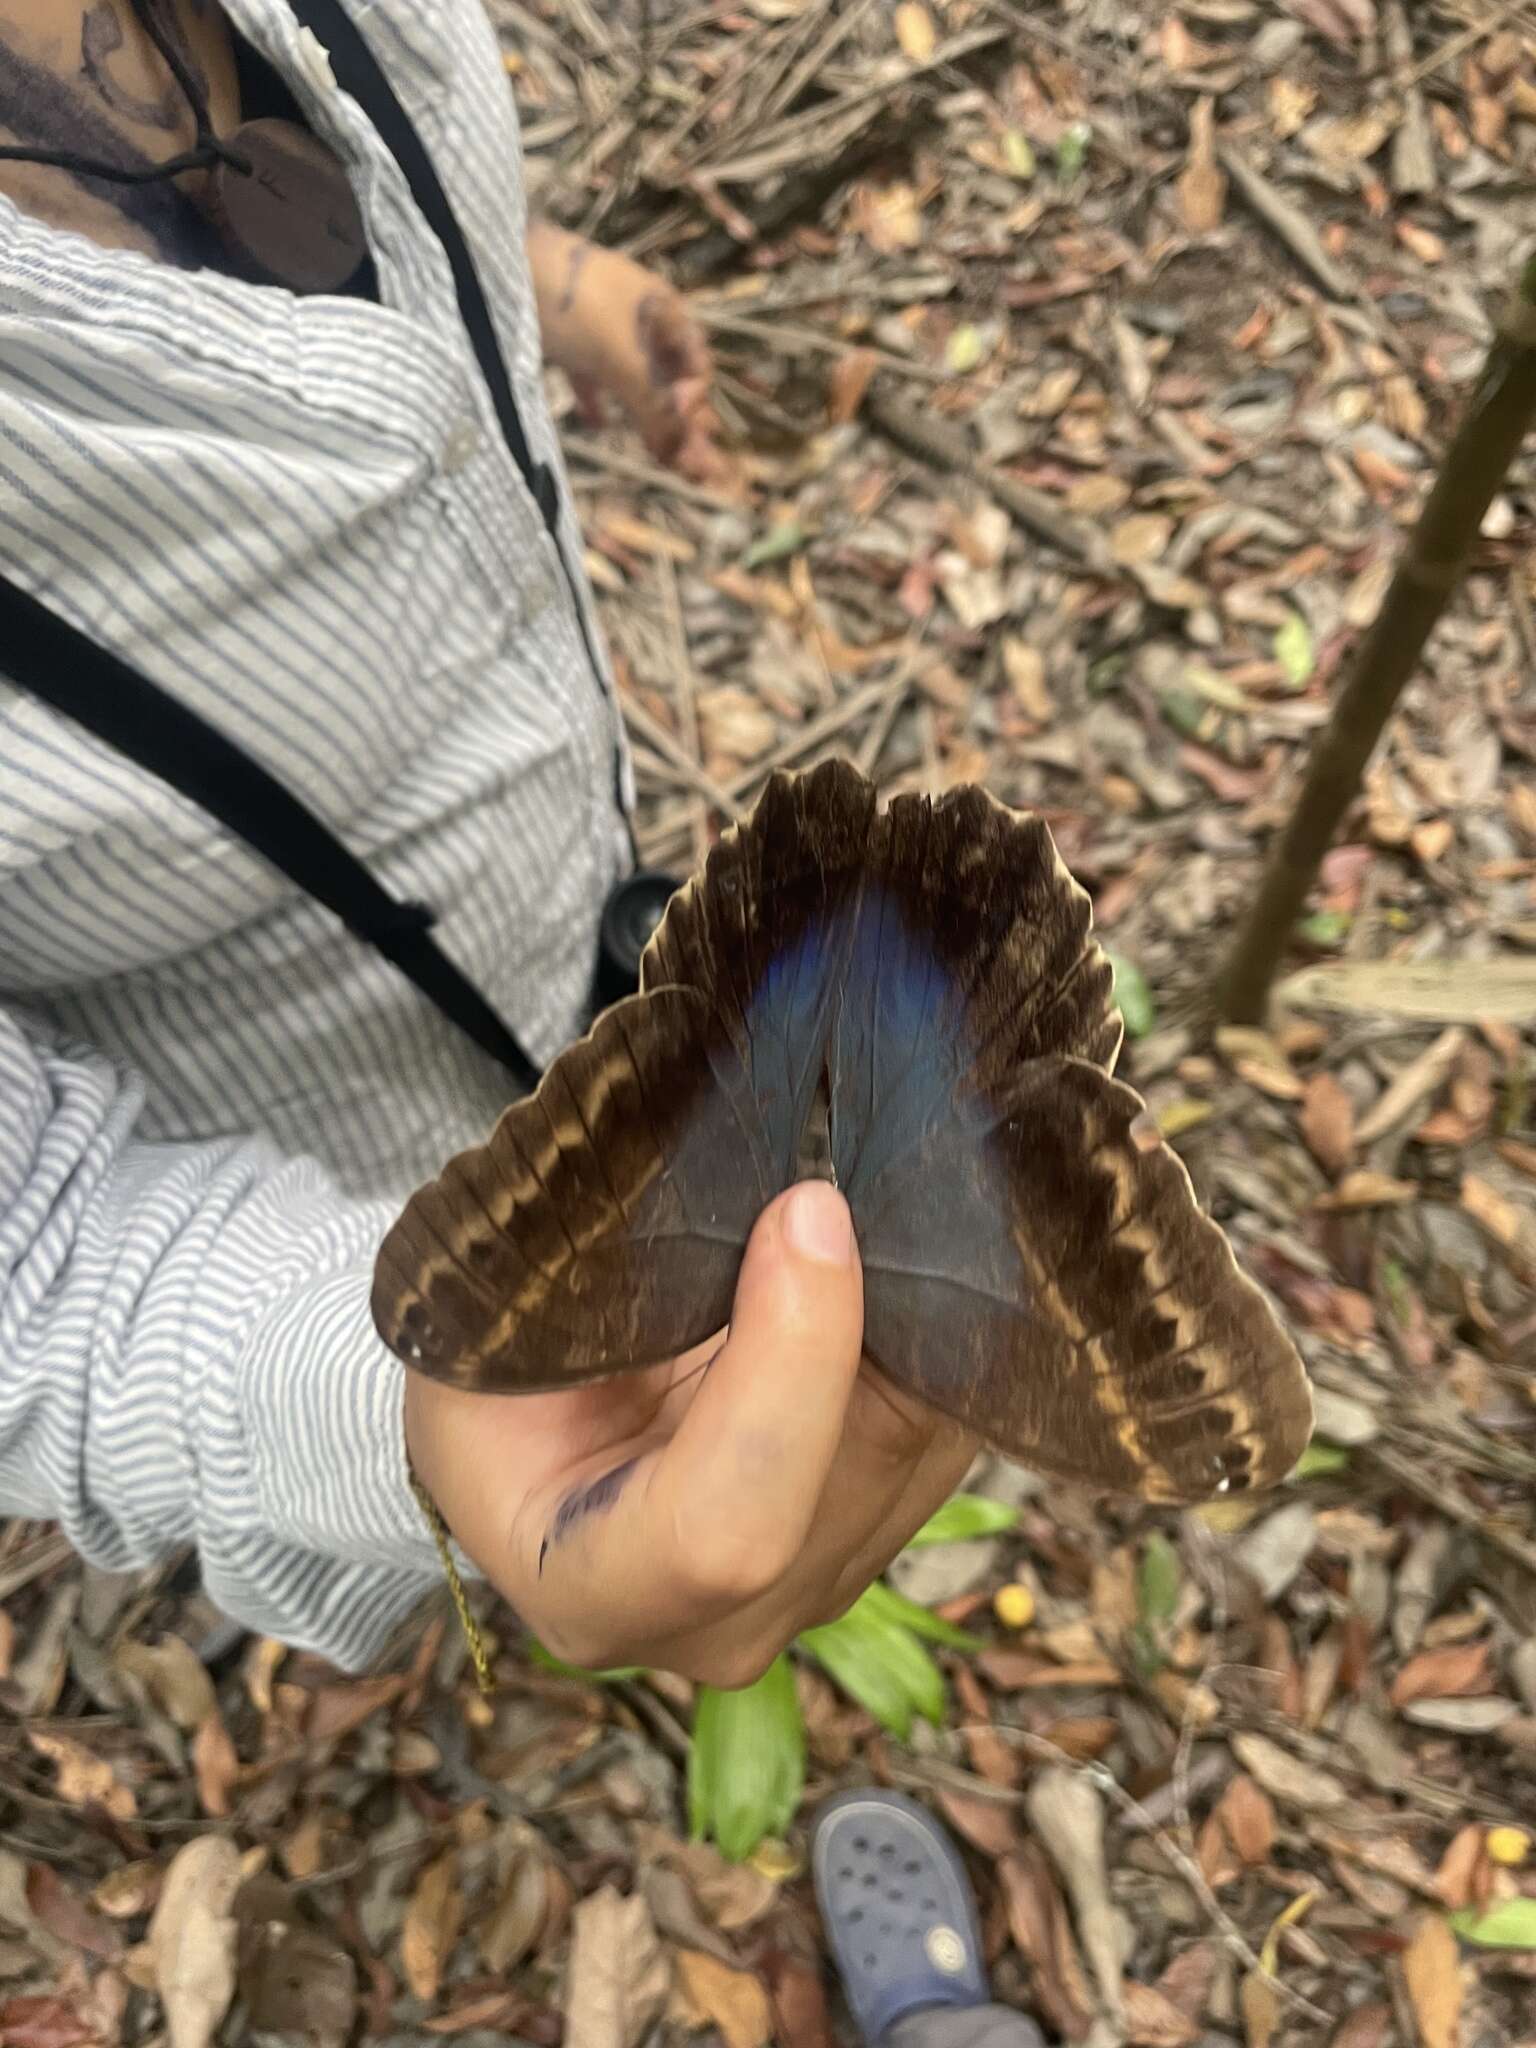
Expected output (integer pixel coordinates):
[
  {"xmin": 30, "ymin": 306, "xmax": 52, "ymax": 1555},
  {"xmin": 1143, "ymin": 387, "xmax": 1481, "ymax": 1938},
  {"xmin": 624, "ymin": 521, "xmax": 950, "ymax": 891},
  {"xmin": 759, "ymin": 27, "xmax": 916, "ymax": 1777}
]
[
  {"xmin": 402, "ymin": 1180, "xmax": 977, "ymax": 1686},
  {"xmin": 526, "ymin": 219, "xmax": 721, "ymax": 480}
]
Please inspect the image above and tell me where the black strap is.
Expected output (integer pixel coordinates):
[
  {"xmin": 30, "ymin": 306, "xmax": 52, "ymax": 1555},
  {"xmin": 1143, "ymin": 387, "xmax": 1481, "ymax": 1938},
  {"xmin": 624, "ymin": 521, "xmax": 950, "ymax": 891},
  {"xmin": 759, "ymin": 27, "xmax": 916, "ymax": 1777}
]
[
  {"xmin": 290, "ymin": 0, "xmax": 558, "ymax": 525},
  {"xmin": 0, "ymin": 574, "xmax": 542, "ymax": 1093},
  {"xmin": 288, "ymin": 0, "xmax": 620, "ymax": 799}
]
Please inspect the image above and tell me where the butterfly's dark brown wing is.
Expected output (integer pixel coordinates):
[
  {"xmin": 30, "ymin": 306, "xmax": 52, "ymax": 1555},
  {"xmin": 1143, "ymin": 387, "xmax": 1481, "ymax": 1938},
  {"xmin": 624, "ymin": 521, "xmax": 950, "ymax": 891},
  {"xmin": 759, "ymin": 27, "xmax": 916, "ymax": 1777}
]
[
  {"xmin": 371, "ymin": 762, "xmax": 891, "ymax": 1390},
  {"xmin": 851, "ymin": 1054, "xmax": 1312, "ymax": 1503},
  {"xmin": 370, "ymin": 986, "xmax": 773, "ymax": 1389}
]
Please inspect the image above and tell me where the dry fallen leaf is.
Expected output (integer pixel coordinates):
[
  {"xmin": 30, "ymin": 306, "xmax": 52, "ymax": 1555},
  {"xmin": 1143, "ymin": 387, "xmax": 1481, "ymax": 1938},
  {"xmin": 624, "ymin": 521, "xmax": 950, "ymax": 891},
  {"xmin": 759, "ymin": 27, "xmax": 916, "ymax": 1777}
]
[
  {"xmin": 1390, "ymin": 1639, "xmax": 1493, "ymax": 1709},
  {"xmin": 1230, "ymin": 1733, "xmax": 1348, "ymax": 1813},
  {"xmin": 399, "ymin": 1851, "xmax": 464, "ymax": 2004},
  {"xmin": 674, "ymin": 1951, "xmax": 773, "ymax": 2048},
  {"xmin": 1400, "ymin": 1912, "xmax": 1462, "ymax": 2048},
  {"xmin": 1111, "ymin": 513, "xmax": 1174, "ymax": 566},
  {"xmin": 1331, "ymin": 2003, "xmax": 1394, "ymax": 2048},
  {"xmin": 826, "ymin": 348, "xmax": 878, "ymax": 426},
  {"xmin": 564, "ymin": 1887, "xmax": 669, "ymax": 2048},
  {"xmin": 1434, "ymin": 1824, "xmax": 1485, "ymax": 1911},
  {"xmin": 25, "ymin": 1866, "xmax": 122, "ymax": 1962},
  {"xmin": 477, "ymin": 1843, "xmax": 550, "ymax": 1974},
  {"xmin": 1239, "ymin": 1968, "xmax": 1280, "ymax": 2048},
  {"xmin": 1300, "ymin": 1073, "xmax": 1355, "ymax": 1177},
  {"xmin": 1217, "ymin": 1776, "xmax": 1278, "ymax": 1867},
  {"xmin": 27, "ymin": 1734, "xmax": 136, "ymax": 1823},
  {"xmin": 893, "ymin": 1, "xmax": 936, "ymax": 62},
  {"xmin": 114, "ymin": 1638, "xmax": 216, "ymax": 1733},
  {"xmin": 192, "ymin": 1712, "xmax": 240, "ymax": 1820},
  {"xmin": 996, "ymin": 1845, "xmax": 1096, "ymax": 2043},
  {"xmin": 1178, "ymin": 96, "xmax": 1227, "ymax": 233},
  {"xmin": 1122, "ymin": 1976, "xmax": 1200, "ymax": 2046},
  {"xmin": 148, "ymin": 1836, "xmax": 241, "ymax": 2048}
]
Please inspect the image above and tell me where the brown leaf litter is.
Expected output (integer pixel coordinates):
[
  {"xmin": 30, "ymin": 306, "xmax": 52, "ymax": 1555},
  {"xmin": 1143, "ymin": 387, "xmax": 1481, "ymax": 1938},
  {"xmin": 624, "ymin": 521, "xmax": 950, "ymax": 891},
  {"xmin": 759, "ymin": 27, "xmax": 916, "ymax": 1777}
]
[{"xmin": 4, "ymin": 2, "xmax": 1536, "ymax": 2044}]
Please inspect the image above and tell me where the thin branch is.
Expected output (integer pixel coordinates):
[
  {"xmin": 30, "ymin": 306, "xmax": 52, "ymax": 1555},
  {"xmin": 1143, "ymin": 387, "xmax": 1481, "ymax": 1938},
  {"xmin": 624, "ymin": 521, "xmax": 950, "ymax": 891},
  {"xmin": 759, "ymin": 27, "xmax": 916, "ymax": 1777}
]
[{"xmin": 1218, "ymin": 253, "xmax": 1536, "ymax": 1023}]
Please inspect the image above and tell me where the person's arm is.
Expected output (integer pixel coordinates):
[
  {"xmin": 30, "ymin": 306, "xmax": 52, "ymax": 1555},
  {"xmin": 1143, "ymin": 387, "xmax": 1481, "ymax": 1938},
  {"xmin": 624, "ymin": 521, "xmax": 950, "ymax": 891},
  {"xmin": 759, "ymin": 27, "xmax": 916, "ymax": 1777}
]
[{"xmin": 0, "ymin": 1005, "xmax": 440, "ymax": 1669}]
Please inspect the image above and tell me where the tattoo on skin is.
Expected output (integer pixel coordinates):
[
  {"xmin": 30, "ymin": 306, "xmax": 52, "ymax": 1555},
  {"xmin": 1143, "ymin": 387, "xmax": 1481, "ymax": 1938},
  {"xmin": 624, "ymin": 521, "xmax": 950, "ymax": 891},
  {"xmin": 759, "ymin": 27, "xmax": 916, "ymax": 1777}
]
[
  {"xmin": 81, "ymin": 3, "xmax": 179, "ymax": 129},
  {"xmin": 554, "ymin": 236, "xmax": 589, "ymax": 318},
  {"xmin": 0, "ymin": 8, "xmax": 228, "ymax": 267},
  {"xmin": 538, "ymin": 1456, "xmax": 639, "ymax": 1575}
]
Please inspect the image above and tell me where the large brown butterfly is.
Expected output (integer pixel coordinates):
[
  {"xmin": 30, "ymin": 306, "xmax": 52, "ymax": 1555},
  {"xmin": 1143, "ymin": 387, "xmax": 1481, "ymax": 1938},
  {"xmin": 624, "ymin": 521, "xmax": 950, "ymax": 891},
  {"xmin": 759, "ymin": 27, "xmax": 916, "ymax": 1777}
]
[{"xmin": 372, "ymin": 761, "xmax": 1311, "ymax": 1504}]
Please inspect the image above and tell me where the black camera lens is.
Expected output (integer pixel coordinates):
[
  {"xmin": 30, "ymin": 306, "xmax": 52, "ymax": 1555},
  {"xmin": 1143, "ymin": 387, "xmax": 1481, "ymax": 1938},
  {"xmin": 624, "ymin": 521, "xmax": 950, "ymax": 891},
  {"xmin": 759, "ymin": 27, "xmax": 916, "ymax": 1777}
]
[{"xmin": 595, "ymin": 870, "xmax": 679, "ymax": 1007}]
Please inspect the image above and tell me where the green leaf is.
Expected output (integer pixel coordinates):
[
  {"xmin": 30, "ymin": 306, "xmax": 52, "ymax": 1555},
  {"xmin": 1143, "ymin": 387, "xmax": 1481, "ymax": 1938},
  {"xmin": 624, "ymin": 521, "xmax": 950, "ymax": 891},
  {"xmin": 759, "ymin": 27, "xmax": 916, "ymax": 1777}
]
[
  {"xmin": 1450, "ymin": 1898, "xmax": 1536, "ymax": 1950},
  {"xmin": 909, "ymin": 1494, "xmax": 1021, "ymax": 1546},
  {"xmin": 1293, "ymin": 1440, "xmax": 1350, "ymax": 1480},
  {"xmin": 1157, "ymin": 686, "xmax": 1213, "ymax": 739},
  {"xmin": 1137, "ymin": 1531, "xmax": 1181, "ymax": 1626},
  {"xmin": 1003, "ymin": 129, "xmax": 1037, "ymax": 180},
  {"xmin": 527, "ymin": 1641, "xmax": 644, "ymax": 1684},
  {"xmin": 1273, "ymin": 612, "xmax": 1315, "ymax": 689},
  {"xmin": 744, "ymin": 520, "xmax": 810, "ymax": 570},
  {"xmin": 689, "ymin": 1656, "xmax": 805, "ymax": 1863},
  {"xmin": 946, "ymin": 324, "xmax": 984, "ymax": 374},
  {"xmin": 1298, "ymin": 909, "xmax": 1351, "ymax": 948},
  {"xmin": 856, "ymin": 1578, "xmax": 982, "ymax": 1652},
  {"xmin": 1055, "ymin": 121, "xmax": 1091, "ymax": 179},
  {"xmin": 801, "ymin": 1601, "xmax": 945, "ymax": 1738},
  {"xmin": 1104, "ymin": 950, "xmax": 1156, "ymax": 1039}
]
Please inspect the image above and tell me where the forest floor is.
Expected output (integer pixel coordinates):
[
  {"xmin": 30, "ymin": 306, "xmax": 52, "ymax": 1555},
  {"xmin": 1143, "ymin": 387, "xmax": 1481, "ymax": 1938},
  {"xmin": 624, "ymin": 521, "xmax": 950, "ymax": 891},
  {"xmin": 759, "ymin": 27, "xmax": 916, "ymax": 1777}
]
[{"xmin": 3, "ymin": 4, "xmax": 1536, "ymax": 2047}]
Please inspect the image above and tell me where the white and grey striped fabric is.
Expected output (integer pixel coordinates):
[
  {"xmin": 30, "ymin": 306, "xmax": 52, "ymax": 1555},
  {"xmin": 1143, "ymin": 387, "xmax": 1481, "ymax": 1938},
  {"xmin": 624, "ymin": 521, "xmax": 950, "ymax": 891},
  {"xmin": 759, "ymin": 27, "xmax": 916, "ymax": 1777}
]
[{"xmin": 0, "ymin": 0, "xmax": 631, "ymax": 1667}]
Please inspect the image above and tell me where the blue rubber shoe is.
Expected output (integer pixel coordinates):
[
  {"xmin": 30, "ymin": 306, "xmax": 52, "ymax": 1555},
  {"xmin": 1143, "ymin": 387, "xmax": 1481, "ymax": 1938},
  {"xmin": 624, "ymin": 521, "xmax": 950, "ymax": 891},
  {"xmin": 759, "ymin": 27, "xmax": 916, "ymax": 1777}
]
[{"xmin": 812, "ymin": 1789, "xmax": 991, "ymax": 2043}]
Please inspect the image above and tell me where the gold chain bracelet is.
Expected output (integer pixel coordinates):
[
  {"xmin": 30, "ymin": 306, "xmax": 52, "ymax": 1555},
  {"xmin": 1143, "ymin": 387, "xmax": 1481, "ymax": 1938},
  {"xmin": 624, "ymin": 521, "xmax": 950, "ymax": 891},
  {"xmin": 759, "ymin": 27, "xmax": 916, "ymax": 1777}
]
[{"xmin": 408, "ymin": 1468, "xmax": 495, "ymax": 1697}]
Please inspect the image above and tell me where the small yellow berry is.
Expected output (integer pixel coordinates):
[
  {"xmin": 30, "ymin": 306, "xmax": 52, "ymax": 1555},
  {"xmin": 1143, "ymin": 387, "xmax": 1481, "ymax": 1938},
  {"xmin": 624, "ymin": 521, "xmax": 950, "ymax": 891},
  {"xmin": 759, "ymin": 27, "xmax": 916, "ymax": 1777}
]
[
  {"xmin": 1487, "ymin": 1826, "xmax": 1530, "ymax": 1867},
  {"xmin": 993, "ymin": 1583, "xmax": 1035, "ymax": 1630}
]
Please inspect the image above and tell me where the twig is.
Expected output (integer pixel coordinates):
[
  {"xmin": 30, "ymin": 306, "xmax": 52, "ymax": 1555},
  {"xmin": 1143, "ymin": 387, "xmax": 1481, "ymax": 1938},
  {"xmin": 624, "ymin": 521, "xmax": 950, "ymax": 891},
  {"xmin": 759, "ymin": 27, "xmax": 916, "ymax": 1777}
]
[
  {"xmin": 1405, "ymin": 0, "xmax": 1527, "ymax": 86},
  {"xmin": 0, "ymin": 1532, "xmax": 73, "ymax": 1603},
  {"xmin": 638, "ymin": 664, "xmax": 917, "ymax": 861},
  {"xmin": 1218, "ymin": 144, "xmax": 1356, "ymax": 304},
  {"xmin": 1368, "ymin": 1443, "xmax": 1536, "ymax": 1580},
  {"xmin": 950, "ymin": 1723, "xmax": 1332, "ymax": 2028},
  {"xmin": 697, "ymin": 309, "xmax": 948, "ymax": 383},
  {"xmin": 621, "ymin": 691, "xmax": 746, "ymax": 823},
  {"xmin": 1219, "ymin": 254, "xmax": 1536, "ymax": 1022},
  {"xmin": 562, "ymin": 434, "xmax": 741, "ymax": 511},
  {"xmin": 865, "ymin": 390, "xmax": 1117, "ymax": 576}
]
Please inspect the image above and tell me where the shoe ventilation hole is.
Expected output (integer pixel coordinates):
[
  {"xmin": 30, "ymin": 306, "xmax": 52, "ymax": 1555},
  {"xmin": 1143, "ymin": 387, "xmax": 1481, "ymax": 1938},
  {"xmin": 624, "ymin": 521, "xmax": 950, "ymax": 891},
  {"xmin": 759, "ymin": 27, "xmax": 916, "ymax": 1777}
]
[
  {"xmin": 878, "ymin": 1844, "xmax": 895, "ymax": 1861},
  {"xmin": 853, "ymin": 1836, "xmax": 869, "ymax": 1852},
  {"xmin": 840, "ymin": 1866, "xmax": 854, "ymax": 1882},
  {"xmin": 887, "ymin": 1888, "xmax": 903, "ymax": 1903},
  {"xmin": 904, "ymin": 1859, "xmax": 921, "ymax": 1875},
  {"xmin": 922, "ymin": 1897, "xmax": 938, "ymax": 1913},
  {"xmin": 849, "ymin": 1909, "xmax": 863, "ymax": 1925},
  {"xmin": 879, "ymin": 1921, "xmax": 892, "ymax": 1938},
  {"xmin": 863, "ymin": 1874, "xmax": 878, "ymax": 1890},
  {"xmin": 864, "ymin": 1953, "xmax": 877, "ymax": 1970}
]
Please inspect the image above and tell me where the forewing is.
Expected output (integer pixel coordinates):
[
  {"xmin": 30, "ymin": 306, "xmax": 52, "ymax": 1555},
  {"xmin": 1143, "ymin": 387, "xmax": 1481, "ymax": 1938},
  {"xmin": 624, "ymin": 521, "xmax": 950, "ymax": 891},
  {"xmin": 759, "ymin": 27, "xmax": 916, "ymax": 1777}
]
[{"xmin": 371, "ymin": 987, "xmax": 772, "ymax": 1389}]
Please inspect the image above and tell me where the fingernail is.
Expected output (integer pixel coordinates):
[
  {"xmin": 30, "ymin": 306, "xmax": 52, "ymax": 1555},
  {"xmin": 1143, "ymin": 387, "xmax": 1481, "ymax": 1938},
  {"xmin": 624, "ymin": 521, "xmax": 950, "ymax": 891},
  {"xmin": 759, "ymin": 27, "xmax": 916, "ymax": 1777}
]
[{"xmin": 782, "ymin": 1180, "xmax": 852, "ymax": 1266}]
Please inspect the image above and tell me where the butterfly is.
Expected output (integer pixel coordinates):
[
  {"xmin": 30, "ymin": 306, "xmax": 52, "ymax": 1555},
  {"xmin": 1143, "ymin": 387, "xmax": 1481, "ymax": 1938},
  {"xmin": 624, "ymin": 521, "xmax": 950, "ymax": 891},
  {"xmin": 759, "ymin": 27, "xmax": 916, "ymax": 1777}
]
[{"xmin": 371, "ymin": 760, "xmax": 1311, "ymax": 1505}]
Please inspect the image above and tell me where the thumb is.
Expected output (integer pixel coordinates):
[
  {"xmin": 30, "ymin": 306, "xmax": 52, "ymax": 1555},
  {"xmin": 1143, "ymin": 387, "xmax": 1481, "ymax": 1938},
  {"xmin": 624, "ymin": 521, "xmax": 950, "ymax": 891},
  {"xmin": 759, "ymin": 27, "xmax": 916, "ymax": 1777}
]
[{"xmin": 653, "ymin": 1179, "xmax": 864, "ymax": 1574}]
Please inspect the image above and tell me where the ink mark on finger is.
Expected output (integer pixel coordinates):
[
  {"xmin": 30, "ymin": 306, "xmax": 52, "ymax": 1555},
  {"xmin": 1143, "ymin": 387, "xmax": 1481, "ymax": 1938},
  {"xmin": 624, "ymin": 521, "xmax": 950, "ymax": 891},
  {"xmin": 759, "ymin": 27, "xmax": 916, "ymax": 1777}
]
[
  {"xmin": 555, "ymin": 238, "xmax": 590, "ymax": 317},
  {"xmin": 539, "ymin": 1455, "xmax": 639, "ymax": 1575}
]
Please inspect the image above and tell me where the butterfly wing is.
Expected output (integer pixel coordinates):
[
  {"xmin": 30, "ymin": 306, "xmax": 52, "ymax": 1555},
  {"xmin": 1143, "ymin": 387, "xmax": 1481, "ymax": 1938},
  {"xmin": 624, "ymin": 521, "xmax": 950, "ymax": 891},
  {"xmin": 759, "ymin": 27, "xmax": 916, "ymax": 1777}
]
[
  {"xmin": 852, "ymin": 1054, "xmax": 1312, "ymax": 1502},
  {"xmin": 370, "ymin": 986, "xmax": 771, "ymax": 1389},
  {"xmin": 372, "ymin": 762, "xmax": 889, "ymax": 1389},
  {"xmin": 821, "ymin": 782, "xmax": 1308, "ymax": 1502}
]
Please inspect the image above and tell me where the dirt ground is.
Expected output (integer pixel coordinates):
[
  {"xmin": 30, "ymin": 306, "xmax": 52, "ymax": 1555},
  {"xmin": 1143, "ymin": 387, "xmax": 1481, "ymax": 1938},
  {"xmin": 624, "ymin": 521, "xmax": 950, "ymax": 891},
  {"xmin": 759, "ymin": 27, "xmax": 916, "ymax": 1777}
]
[{"xmin": 3, "ymin": 4, "xmax": 1535, "ymax": 2046}]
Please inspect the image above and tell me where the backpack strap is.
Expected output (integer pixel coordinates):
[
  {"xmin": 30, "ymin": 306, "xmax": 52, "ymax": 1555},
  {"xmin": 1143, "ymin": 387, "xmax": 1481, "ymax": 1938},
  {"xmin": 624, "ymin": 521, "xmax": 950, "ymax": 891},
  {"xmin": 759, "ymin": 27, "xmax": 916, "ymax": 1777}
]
[{"xmin": 0, "ymin": 572, "xmax": 541, "ymax": 1091}]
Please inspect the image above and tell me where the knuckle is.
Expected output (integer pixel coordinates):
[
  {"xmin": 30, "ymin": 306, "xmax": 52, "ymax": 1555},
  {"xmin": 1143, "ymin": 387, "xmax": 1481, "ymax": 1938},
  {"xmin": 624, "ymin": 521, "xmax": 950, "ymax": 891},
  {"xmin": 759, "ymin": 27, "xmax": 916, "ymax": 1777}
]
[{"xmin": 678, "ymin": 1526, "xmax": 787, "ymax": 1605}]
